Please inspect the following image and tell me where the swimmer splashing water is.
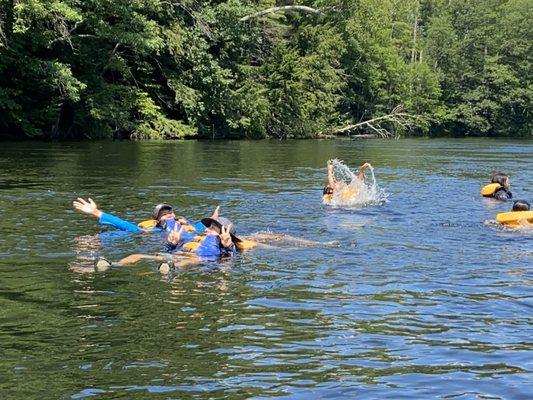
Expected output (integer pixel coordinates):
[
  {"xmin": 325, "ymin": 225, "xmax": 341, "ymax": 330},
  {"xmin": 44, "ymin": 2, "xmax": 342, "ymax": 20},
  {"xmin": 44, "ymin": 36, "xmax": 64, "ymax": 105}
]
[{"xmin": 323, "ymin": 159, "xmax": 387, "ymax": 207}]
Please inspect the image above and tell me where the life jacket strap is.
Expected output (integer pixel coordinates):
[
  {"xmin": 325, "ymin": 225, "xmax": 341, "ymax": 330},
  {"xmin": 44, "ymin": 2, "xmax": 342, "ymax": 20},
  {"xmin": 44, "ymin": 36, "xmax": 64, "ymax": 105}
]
[{"xmin": 181, "ymin": 234, "xmax": 206, "ymax": 252}]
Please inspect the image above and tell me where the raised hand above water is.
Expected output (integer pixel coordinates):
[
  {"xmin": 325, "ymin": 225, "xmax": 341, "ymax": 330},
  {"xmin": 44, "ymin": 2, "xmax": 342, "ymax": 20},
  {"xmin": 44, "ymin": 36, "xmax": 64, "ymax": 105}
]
[
  {"xmin": 219, "ymin": 224, "xmax": 233, "ymax": 248},
  {"xmin": 73, "ymin": 197, "xmax": 102, "ymax": 218}
]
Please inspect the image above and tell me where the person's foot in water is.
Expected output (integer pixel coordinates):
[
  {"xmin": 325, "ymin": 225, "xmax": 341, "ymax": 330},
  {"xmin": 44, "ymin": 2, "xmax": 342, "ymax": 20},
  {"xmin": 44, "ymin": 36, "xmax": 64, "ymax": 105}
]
[{"xmin": 94, "ymin": 257, "xmax": 112, "ymax": 271}]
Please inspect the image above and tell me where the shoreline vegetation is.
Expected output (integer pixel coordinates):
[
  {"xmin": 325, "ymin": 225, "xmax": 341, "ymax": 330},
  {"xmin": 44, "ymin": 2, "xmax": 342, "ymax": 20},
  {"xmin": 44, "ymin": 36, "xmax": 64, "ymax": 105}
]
[{"xmin": 0, "ymin": 1, "xmax": 530, "ymax": 141}]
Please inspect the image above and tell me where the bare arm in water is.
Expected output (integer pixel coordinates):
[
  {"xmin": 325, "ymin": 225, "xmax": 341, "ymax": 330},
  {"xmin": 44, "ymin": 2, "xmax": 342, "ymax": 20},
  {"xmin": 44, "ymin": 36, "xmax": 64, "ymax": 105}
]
[
  {"xmin": 517, "ymin": 218, "xmax": 533, "ymax": 228},
  {"xmin": 357, "ymin": 162, "xmax": 372, "ymax": 182},
  {"xmin": 322, "ymin": 164, "xmax": 337, "ymax": 203},
  {"xmin": 327, "ymin": 163, "xmax": 336, "ymax": 188}
]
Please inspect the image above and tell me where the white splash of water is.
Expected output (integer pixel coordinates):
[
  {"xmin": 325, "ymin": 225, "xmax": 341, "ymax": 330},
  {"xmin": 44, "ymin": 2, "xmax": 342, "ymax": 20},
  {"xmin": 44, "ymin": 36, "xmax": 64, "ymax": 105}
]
[{"xmin": 326, "ymin": 159, "xmax": 388, "ymax": 207}]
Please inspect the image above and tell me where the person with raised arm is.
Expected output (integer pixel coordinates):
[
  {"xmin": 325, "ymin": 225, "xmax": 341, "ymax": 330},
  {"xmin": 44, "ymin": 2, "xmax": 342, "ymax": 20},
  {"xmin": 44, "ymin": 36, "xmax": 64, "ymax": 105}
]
[
  {"xmin": 323, "ymin": 161, "xmax": 372, "ymax": 204},
  {"xmin": 73, "ymin": 197, "xmax": 211, "ymax": 234}
]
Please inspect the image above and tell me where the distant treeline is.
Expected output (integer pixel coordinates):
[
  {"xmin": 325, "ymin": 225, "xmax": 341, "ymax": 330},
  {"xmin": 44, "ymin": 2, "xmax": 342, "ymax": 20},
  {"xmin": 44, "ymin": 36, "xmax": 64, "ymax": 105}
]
[{"xmin": 0, "ymin": 0, "xmax": 530, "ymax": 140}]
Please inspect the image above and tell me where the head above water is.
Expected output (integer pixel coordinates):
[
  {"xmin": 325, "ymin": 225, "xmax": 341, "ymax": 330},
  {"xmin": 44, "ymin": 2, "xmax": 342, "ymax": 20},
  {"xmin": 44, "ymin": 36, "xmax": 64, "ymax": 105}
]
[
  {"xmin": 201, "ymin": 216, "xmax": 242, "ymax": 242},
  {"xmin": 322, "ymin": 185, "xmax": 334, "ymax": 204},
  {"xmin": 491, "ymin": 172, "xmax": 510, "ymax": 190},
  {"xmin": 152, "ymin": 204, "xmax": 174, "ymax": 222},
  {"xmin": 512, "ymin": 200, "xmax": 530, "ymax": 212},
  {"xmin": 323, "ymin": 186, "xmax": 334, "ymax": 195}
]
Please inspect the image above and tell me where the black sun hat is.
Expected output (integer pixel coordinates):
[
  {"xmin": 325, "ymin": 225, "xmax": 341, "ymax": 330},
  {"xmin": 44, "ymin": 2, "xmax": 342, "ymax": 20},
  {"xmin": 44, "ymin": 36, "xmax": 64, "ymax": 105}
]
[
  {"xmin": 151, "ymin": 204, "xmax": 173, "ymax": 220},
  {"xmin": 201, "ymin": 216, "xmax": 242, "ymax": 243}
]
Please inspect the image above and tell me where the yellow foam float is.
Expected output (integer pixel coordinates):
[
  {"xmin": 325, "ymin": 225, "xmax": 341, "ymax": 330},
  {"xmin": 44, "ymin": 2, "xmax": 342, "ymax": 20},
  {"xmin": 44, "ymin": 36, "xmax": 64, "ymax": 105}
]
[
  {"xmin": 481, "ymin": 183, "xmax": 501, "ymax": 196},
  {"xmin": 496, "ymin": 211, "xmax": 533, "ymax": 227}
]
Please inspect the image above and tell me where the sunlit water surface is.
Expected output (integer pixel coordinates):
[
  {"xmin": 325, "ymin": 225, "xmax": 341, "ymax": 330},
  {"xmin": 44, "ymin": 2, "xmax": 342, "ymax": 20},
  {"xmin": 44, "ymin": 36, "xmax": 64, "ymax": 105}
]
[{"xmin": 0, "ymin": 139, "xmax": 531, "ymax": 399}]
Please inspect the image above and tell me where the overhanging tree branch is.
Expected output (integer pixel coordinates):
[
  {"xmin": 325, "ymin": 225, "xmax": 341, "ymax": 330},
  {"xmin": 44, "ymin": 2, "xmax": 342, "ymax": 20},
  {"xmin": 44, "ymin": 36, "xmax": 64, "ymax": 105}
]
[
  {"xmin": 332, "ymin": 106, "xmax": 432, "ymax": 138},
  {"xmin": 240, "ymin": 6, "xmax": 322, "ymax": 22}
]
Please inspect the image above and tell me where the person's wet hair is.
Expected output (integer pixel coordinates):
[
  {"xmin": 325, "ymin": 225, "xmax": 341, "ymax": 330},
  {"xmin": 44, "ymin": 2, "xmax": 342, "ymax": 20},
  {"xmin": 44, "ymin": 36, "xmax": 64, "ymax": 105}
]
[
  {"xmin": 323, "ymin": 186, "xmax": 334, "ymax": 195},
  {"xmin": 512, "ymin": 200, "xmax": 530, "ymax": 212},
  {"xmin": 491, "ymin": 172, "xmax": 510, "ymax": 189}
]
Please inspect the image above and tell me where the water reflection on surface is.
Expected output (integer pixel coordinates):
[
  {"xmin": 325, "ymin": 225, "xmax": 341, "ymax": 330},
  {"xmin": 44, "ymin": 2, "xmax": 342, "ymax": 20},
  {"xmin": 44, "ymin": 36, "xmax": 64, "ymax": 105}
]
[{"xmin": 0, "ymin": 139, "xmax": 531, "ymax": 399}]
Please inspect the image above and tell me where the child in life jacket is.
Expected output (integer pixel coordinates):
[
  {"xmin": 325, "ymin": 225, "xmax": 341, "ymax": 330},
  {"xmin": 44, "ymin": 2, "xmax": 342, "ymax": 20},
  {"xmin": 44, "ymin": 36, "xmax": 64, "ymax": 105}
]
[
  {"xmin": 492, "ymin": 200, "xmax": 532, "ymax": 228},
  {"xmin": 509, "ymin": 200, "xmax": 532, "ymax": 227},
  {"xmin": 481, "ymin": 172, "xmax": 512, "ymax": 201},
  {"xmin": 73, "ymin": 197, "xmax": 207, "ymax": 234},
  {"xmin": 139, "ymin": 203, "xmax": 207, "ymax": 233},
  {"xmin": 323, "ymin": 161, "xmax": 372, "ymax": 204},
  {"xmin": 166, "ymin": 216, "xmax": 242, "ymax": 260}
]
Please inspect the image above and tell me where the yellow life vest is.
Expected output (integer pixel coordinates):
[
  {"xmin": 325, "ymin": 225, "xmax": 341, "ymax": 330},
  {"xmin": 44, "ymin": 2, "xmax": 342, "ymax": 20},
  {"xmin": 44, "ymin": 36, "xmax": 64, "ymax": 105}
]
[
  {"xmin": 138, "ymin": 219, "xmax": 157, "ymax": 229},
  {"xmin": 181, "ymin": 234, "xmax": 205, "ymax": 252},
  {"xmin": 137, "ymin": 219, "xmax": 196, "ymax": 232},
  {"xmin": 180, "ymin": 234, "xmax": 257, "ymax": 253},
  {"xmin": 481, "ymin": 183, "xmax": 501, "ymax": 196},
  {"xmin": 496, "ymin": 211, "xmax": 533, "ymax": 227}
]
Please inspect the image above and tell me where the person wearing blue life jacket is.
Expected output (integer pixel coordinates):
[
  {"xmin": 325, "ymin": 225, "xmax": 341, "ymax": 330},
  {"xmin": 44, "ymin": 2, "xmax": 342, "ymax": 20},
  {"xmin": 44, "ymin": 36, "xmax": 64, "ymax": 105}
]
[
  {"xmin": 72, "ymin": 197, "xmax": 207, "ymax": 234},
  {"xmin": 165, "ymin": 216, "xmax": 241, "ymax": 260}
]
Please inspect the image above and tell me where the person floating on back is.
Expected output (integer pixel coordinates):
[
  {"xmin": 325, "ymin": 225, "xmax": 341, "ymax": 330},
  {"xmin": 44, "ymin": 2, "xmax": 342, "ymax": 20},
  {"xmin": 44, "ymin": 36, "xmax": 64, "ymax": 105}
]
[
  {"xmin": 146, "ymin": 215, "xmax": 253, "ymax": 273},
  {"xmin": 481, "ymin": 172, "xmax": 512, "ymax": 201},
  {"xmin": 166, "ymin": 216, "xmax": 257, "ymax": 258},
  {"xmin": 323, "ymin": 161, "xmax": 372, "ymax": 204},
  {"xmin": 73, "ymin": 197, "xmax": 207, "ymax": 234},
  {"xmin": 92, "ymin": 209, "xmax": 338, "ymax": 273}
]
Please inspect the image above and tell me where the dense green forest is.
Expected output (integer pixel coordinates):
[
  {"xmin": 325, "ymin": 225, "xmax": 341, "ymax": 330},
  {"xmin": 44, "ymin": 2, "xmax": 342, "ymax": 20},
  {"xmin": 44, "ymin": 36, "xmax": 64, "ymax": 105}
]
[{"xmin": 0, "ymin": 0, "xmax": 531, "ymax": 140}]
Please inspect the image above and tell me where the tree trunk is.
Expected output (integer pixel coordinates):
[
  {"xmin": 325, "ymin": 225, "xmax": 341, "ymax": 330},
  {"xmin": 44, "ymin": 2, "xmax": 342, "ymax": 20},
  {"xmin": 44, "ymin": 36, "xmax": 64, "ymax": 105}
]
[
  {"xmin": 50, "ymin": 103, "xmax": 75, "ymax": 140},
  {"xmin": 0, "ymin": 0, "xmax": 14, "ymax": 43},
  {"xmin": 411, "ymin": 9, "xmax": 418, "ymax": 63}
]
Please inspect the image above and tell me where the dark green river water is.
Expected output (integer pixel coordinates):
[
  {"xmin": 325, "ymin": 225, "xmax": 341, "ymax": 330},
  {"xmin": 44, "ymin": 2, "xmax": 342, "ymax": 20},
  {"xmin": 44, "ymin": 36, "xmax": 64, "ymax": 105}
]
[{"xmin": 0, "ymin": 139, "xmax": 531, "ymax": 399}]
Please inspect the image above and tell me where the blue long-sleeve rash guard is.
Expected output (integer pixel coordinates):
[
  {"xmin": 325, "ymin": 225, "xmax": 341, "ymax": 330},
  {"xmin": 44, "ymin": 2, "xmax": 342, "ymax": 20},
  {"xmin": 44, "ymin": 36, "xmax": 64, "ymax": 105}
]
[
  {"xmin": 98, "ymin": 212, "xmax": 205, "ymax": 234},
  {"xmin": 99, "ymin": 212, "xmax": 142, "ymax": 232}
]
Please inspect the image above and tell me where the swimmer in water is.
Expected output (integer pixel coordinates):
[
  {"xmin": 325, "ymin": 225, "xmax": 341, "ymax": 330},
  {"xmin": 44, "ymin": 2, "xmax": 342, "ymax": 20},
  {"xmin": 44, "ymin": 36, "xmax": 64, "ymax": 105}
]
[
  {"xmin": 323, "ymin": 161, "xmax": 372, "ymax": 204},
  {"xmin": 509, "ymin": 200, "xmax": 532, "ymax": 227},
  {"xmin": 481, "ymin": 172, "xmax": 512, "ymax": 201},
  {"xmin": 73, "ymin": 197, "xmax": 211, "ymax": 233},
  {"xmin": 99, "ymin": 214, "xmax": 338, "ymax": 273},
  {"xmin": 512, "ymin": 200, "xmax": 530, "ymax": 212},
  {"xmin": 485, "ymin": 200, "xmax": 533, "ymax": 228}
]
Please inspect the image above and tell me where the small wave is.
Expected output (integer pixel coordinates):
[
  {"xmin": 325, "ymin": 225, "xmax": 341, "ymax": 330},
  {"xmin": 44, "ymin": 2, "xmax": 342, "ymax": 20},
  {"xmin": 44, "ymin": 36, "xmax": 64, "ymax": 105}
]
[{"xmin": 484, "ymin": 219, "xmax": 533, "ymax": 234}]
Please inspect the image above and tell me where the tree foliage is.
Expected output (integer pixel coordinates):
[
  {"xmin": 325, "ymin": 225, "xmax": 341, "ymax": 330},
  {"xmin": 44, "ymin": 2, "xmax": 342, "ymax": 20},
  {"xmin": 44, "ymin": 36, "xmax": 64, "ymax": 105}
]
[{"xmin": 0, "ymin": 0, "xmax": 530, "ymax": 139}]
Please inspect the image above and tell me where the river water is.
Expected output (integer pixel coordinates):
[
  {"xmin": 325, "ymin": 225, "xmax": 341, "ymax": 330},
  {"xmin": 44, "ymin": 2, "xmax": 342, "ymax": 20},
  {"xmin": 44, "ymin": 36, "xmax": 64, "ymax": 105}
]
[{"xmin": 0, "ymin": 139, "xmax": 531, "ymax": 399}]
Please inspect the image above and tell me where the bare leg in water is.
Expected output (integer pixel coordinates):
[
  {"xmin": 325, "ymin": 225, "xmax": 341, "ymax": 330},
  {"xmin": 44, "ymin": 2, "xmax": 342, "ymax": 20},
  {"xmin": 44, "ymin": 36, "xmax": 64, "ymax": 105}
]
[
  {"xmin": 249, "ymin": 232, "xmax": 338, "ymax": 247},
  {"xmin": 99, "ymin": 232, "xmax": 337, "ymax": 271}
]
